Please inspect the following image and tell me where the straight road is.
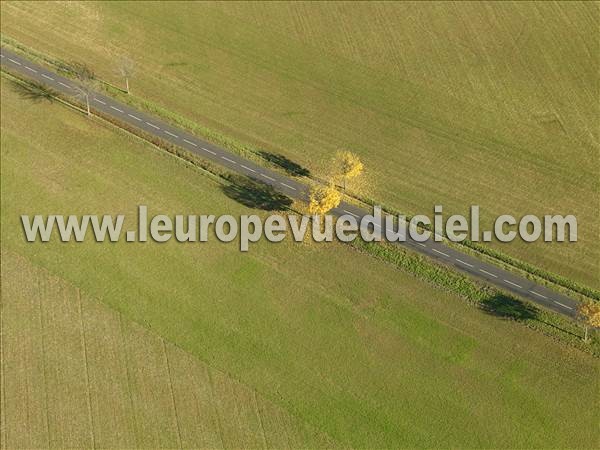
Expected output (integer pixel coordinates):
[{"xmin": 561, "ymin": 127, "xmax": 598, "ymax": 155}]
[{"xmin": 0, "ymin": 47, "xmax": 580, "ymax": 317}]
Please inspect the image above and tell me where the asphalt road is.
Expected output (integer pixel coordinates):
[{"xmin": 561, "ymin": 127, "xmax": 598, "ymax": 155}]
[{"xmin": 0, "ymin": 47, "xmax": 580, "ymax": 317}]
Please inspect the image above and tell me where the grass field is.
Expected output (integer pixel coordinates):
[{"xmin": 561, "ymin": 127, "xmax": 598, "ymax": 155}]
[
  {"xmin": 1, "ymin": 251, "xmax": 333, "ymax": 449},
  {"xmin": 1, "ymin": 1, "xmax": 597, "ymax": 290},
  {"xmin": 1, "ymin": 75, "xmax": 599, "ymax": 448}
]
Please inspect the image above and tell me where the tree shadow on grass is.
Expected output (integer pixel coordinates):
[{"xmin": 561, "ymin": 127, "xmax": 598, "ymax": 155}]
[
  {"xmin": 259, "ymin": 151, "xmax": 310, "ymax": 177},
  {"xmin": 480, "ymin": 292, "xmax": 581, "ymax": 338},
  {"xmin": 10, "ymin": 79, "xmax": 58, "ymax": 103},
  {"xmin": 222, "ymin": 175, "xmax": 292, "ymax": 211},
  {"xmin": 480, "ymin": 293, "xmax": 539, "ymax": 321}
]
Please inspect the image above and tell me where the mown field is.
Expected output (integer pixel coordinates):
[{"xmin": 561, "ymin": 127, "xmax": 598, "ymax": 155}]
[
  {"xmin": 1, "ymin": 251, "xmax": 333, "ymax": 449},
  {"xmin": 0, "ymin": 1, "xmax": 597, "ymax": 289},
  {"xmin": 1, "ymin": 75, "xmax": 598, "ymax": 448}
]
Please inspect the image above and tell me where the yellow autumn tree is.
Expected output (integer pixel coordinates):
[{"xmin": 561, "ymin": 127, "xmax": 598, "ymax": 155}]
[
  {"xmin": 578, "ymin": 301, "xmax": 600, "ymax": 342},
  {"xmin": 308, "ymin": 184, "xmax": 342, "ymax": 215},
  {"xmin": 335, "ymin": 151, "xmax": 364, "ymax": 191}
]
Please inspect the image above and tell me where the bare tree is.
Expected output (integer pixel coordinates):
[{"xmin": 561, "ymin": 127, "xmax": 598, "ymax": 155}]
[
  {"xmin": 117, "ymin": 56, "xmax": 135, "ymax": 94},
  {"xmin": 71, "ymin": 62, "xmax": 96, "ymax": 116}
]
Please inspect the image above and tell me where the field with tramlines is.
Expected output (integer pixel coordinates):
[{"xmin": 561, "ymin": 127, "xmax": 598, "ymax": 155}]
[{"xmin": 1, "ymin": 251, "xmax": 333, "ymax": 449}]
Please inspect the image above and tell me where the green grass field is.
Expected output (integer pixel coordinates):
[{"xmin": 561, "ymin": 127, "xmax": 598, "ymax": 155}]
[
  {"xmin": 1, "ymin": 1, "xmax": 597, "ymax": 290},
  {"xmin": 1, "ymin": 74, "xmax": 598, "ymax": 448}
]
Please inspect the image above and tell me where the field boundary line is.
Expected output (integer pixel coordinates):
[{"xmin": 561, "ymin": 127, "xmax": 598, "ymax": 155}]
[
  {"xmin": 0, "ymin": 255, "xmax": 4, "ymax": 449},
  {"xmin": 253, "ymin": 390, "xmax": 269, "ymax": 449},
  {"xmin": 205, "ymin": 367, "xmax": 226, "ymax": 449},
  {"xmin": 162, "ymin": 340, "xmax": 183, "ymax": 449},
  {"xmin": 77, "ymin": 288, "xmax": 97, "ymax": 449},
  {"xmin": 36, "ymin": 271, "xmax": 52, "ymax": 448},
  {"xmin": 118, "ymin": 313, "xmax": 140, "ymax": 448}
]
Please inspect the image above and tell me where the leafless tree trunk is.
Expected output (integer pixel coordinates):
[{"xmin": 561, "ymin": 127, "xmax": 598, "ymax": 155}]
[
  {"xmin": 117, "ymin": 56, "xmax": 135, "ymax": 94},
  {"xmin": 72, "ymin": 62, "xmax": 96, "ymax": 117}
]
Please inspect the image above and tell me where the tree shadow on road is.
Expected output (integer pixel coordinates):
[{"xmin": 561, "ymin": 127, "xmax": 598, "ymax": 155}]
[
  {"xmin": 222, "ymin": 175, "xmax": 293, "ymax": 211},
  {"xmin": 259, "ymin": 151, "xmax": 310, "ymax": 177},
  {"xmin": 10, "ymin": 79, "xmax": 58, "ymax": 103}
]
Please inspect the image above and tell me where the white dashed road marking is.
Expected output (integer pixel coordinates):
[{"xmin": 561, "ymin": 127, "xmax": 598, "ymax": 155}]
[
  {"xmin": 202, "ymin": 147, "xmax": 216, "ymax": 155},
  {"xmin": 241, "ymin": 164, "xmax": 256, "ymax": 173},
  {"xmin": 8, "ymin": 58, "xmax": 21, "ymax": 65},
  {"xmin": 146, "ymin": 122, "xmax": 160, "ymax": 130},
  {"xmin": 504, "ymin": 280, "xmax": 523, "ymax": 289},
  {"xmin": 432, "ymin": 248, "xmax": 449, "ymax": 257},
  {"xmin": 94, "ymin": 98, "xmax": 106, "ymax": 105},
  {"xmin": 164, "ymin": 130, "xmax": 179, "ymax": 138},
  {"xmin": 456, "ymin": 259, "xmax": 474, "ymax": 268},
  {"xmin": 110, "ymin": 105, "xmax": 124, "ymax": 113},
  {"xmin": 261, "ymin": 173, "xmax": 276, "ymax": 182},
  {"xmin": 222, "ymin": 156, "xmax": 236, "ymax": 164},
  {"xmin": 529, "ymin": 291, "xmax": 548, "ymax": 300},
  {"xmin": 58, "ymin": 81, "xmax": 71, "ymax": 89},
  {"xmin": 343, "ymin": 210, "xmax": 360, "ymax": 218},
  {"xmin": 280, "ymin": 182, "xmax": 296, "ymax": 190},
  {"xmin": 479, "ymin": 269, "xmax": 498, "ymax": 278},
  {"xmin": 41, "ymin": 73, "xmax": 54, "ymax": 80},
  {"xmin": 554, "ymin": 301, "xmax": 573, "ymax": 310},
  {"xmin": 25, "ymin": 66, "xmax": 37, "ymax": 73},
  {"xmin": 128, "ymin": 113, "xmax": 142, "ymax": 121},
  {"xmin": 183, "ymin": 139, "xmax": 197, "ymax": 147},
  {"xmin": 417, "ymin": 243, "xmax": 427, "ymax": 248}
]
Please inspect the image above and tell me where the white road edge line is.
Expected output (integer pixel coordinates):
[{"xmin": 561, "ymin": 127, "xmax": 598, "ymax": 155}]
[
  {"xmin": 280, "ymin": 182, "xmax": 296, "ymax": 190},
  {"xmin": 529, "ymin": 291, "xmax": 548, "ymax": 300},
  {"xmin": 504, "ymin": 279, "xmax": 523, "ymax": 289},
  {"xmin": 432, "ymin": 248, "xmax": 449, "ymax": 257},
  {"xmin": 41, "ymin": 73, "xmax": 54, "ymax": 80},
  {"xmin": 128, "ymin": 113, "xmax": 142, "ymax": 121},
  {"xmin": 94, "ymin": 98, "xmax": 106, "ymax": 105},
  {"xmin": 456, "ymin": 259, "xmax": 474, "ymax": 268},
  {"xmin": 202, "ymin": 147, "xmax": 216, "ymax": 155},
  {"xmin": 146, "ymin": 122, "xmax": 160, "ymax": 130},
  {"xmin": 183, "ymin": 139, "xmax": 197, "ymax": 147},
  {"xmin": 164, "ymin": 130, "xmax": 179, "ymax": 138},
  {"xmin": 110, "ymin": 105, "xmax": 124, "ymax": 113},
  {"xmin": 240, "ymin": 164, "xmax": 256, "ymax": 173},
  {"xmin": 554, "ymin": 301, "xmax": 573, "ymax": 310},
  {"xmin": 479, "ymin": 269, "xmax": 498, "ymax": 278},
  {"xmin": 260, "ymin": 173, "xmax": 276, "ymax": 181}
]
